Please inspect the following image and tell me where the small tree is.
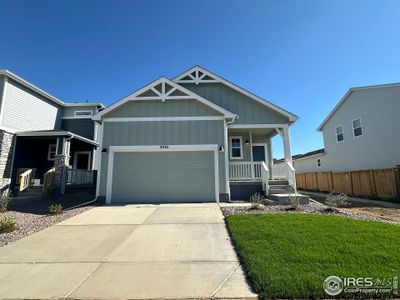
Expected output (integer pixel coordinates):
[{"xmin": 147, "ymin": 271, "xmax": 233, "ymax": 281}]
[
  {"xmin": 325, "ymin": 192, "xmax": 349, "ymax": 211},
  {"xmin": 250, "ymin": 193, "xmax": 264, "ymax": 209}
]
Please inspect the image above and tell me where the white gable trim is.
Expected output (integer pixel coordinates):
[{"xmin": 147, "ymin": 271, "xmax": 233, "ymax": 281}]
[
  {"xmin": 93, "ymin": 77, "xmax": 236, "ymax": 121},
  {"xmin": 317, "ymin": 82, "xmax": 400, "ymax": 131},
  {"xmin": 173, "ymin": 66, "xmax": 298, "ymax": 122}
]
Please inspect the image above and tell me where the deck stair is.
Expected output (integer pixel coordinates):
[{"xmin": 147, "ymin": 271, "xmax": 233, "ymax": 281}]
[{"xmin": 267, "ymin": 180, "xmax": 309, "ymax": 204}]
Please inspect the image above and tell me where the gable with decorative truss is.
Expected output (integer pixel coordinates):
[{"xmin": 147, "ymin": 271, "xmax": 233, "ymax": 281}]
[
  {"xmin": 93, "ymin": 77, "xmax": 235, "ymax": 120},
  {"xmin": 174, "ymin": 66, "xmax": 298, "ymax": 123}
]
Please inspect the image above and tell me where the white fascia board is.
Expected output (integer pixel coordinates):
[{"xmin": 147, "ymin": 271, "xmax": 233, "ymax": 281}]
[
  {"xmin": 0, "ymin": 70, "xmax": 65, "ymax": 106},
  {"xmin": 173, "ymin": 66, "xmax": 299, "ymax": 122},
  {"xmin": 228, "ymin": 123, "xmax": 288, "ymax": 129},
  {"xmin": 64, "ymin": 102, "xmax": 105, "ymax": 108},
  {"xmin": 92, "ymin": 77, "xmax": 236, "ymax": 121},
  {"xmin": 16, "ymin": 130, "xmax": 98, "ymax": 146}
]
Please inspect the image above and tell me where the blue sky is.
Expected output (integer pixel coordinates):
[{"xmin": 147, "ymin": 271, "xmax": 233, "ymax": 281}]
[{"xmin": 1, "ymin": 0, "xmax": 400, "ymax": 158}]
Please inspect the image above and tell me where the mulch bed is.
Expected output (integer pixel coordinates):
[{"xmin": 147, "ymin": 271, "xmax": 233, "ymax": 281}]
[{"xmin": 221, "ymin": 200, "xmax": 399, "ymax": 225}]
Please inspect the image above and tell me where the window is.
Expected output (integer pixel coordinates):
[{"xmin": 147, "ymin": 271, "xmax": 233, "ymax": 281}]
[
  {"xmin": 74, "ymin": 110, "xmax": 93, "ymax": 117},
  {"xmin": 352, "ymin": 118, "xmax": 363, "ymax": 137},
  {"xmin": 230, "ymin": 137, "xmax": 243, "ymax": 159},
  {"xmin": 317, "ymin": 158, "xmax": 321, "ymax": 167},
  {"xmin": 335, "ymin": 125, "xmax": 344, "ymax": 142},
  {"xmin": 48, "ymin": 144, "xmax": 57, "ymax": 161}
]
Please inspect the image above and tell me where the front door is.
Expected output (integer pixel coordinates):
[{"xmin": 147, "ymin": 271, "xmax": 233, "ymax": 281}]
[
  {"xmin": 74, "ymin": 152, "xmax": 91, "ymax": 170},
  {"xmin": 252, "ymin": 145, "xmax": 265, "ymax": 162}
]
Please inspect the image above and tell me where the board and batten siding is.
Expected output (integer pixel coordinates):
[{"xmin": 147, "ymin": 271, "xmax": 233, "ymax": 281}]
[
  {"xmin": 319, "ymin": 85, "xmax": 400, "ymax": 172},
  {"xmin": 1, "ymin": 78, "xmax": 62, "ymax": 131},
  {"xmin": 61, "ymin": 119, "xmax": 95, "ymax": 140},
  {"xmin": 104, "ymin": 99, "xmax": 223, "ymax": 118},
  {"xmin": 0, "ymin": 77, "xmax": 4, "ymax": 110},
  {"xmin": 181, "ymin": 83, "xmax": 289, "ymax": 124},
  {"xmin": 98, "ymin": 120, "xmax": 226, "ymax": 197}
]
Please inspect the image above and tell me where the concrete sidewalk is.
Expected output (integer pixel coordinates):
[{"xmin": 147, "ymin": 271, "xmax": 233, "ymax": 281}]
[{"xmin": 0, "ymin": 203, "xmax": 256, "ymax": 299}]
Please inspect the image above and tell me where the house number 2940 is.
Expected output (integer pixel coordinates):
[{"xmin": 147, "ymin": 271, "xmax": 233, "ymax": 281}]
[{"xmin": 160, "ymin": 145, "xmax": 169, "ymax": 149}]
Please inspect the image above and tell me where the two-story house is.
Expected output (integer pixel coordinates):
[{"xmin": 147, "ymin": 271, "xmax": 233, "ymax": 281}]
[
  {"xmin": 0, "ymin": 70, "xmax": 103, "ymax": 193},
  {"xmin": 277, "ymin": 82, "xmax": 400, "ymax": 173}
]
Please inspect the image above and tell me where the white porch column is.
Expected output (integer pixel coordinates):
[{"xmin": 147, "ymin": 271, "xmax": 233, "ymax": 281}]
[
  {"xmin": 282, "ymin": 125, "xmax": 292, "ymax": 164},
  {"xmin": 223, "ymin": 122, "xmax": 231, "ymax": 200},
  {"xmin": 249, "ymin": 131, "xmax": 254, "ymax": 179}
]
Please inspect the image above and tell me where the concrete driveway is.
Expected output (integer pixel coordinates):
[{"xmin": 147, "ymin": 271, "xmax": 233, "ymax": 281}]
[{"xmin": 0, "ymin": 203, "xmax": 256, "ymax": 299}]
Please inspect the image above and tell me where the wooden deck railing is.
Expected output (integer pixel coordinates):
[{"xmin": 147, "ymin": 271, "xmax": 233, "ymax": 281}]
[
  {"xmin": 19, "ymin": 169, "xmax": 36, "ymax": 192},
  {"xmin": 67, "ymin": 169, "xmax": 94, "ymax": 185},
  {"xmin": 42, "ymin": 168, "xmax": 56, "ymax": 196}
]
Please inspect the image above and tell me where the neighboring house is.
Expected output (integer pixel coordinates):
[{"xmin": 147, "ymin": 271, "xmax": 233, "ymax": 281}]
[
  {"xmin": 274, "ymin": 82, "xmax": 400, "ymax": 173},
  {"xmin": 0, "ymin": 70, "xmax": 103, "ymax": 193},
  {"xmin": 93, "ymin": 66, "xmax": 299, "ymax": 203}
]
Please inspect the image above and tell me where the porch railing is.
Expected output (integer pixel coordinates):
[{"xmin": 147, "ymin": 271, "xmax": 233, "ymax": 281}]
[
  {"xmin": 229, "ymin": 162, "xmax": 262, "ymax": 181},
  {"xmin": 19, "ymin": 169, "xmax": 36, "ymax": 192},
  {"xmin": 42, "ymin": 168, "xmax": 56, "ymax": 196},
  {"xmin": 272, "ymin": 162, "xmax": 297, "ymax": 193},
  {"xmin": 260, "ymin": 162, "xmax": 269, "ymax": 195},
  {"xmin": 67, "ymin": 169, "xmax": 94, "ymax": 185}
]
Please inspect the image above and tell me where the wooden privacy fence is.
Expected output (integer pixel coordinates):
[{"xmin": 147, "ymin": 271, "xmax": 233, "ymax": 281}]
[{"xmin": 296, "ymin": 168, "xmax": 400, "ymax": 199}]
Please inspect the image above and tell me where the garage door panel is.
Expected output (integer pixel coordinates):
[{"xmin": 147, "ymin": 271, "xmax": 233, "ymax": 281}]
[{"xmin": 111, "ymin": 151, "xmax": 215, "ymax": 203}]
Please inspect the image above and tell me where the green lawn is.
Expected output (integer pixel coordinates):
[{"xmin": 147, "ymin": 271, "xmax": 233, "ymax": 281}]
[{"xmin": 226, "ymin": 213, "xmax": 400, "ymax": 299}]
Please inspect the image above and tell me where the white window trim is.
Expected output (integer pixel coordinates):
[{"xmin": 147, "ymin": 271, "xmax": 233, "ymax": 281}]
[
  {"xmin": 335, "ymin": 125, "xmax": 344, "ymax": 143},
  {"xmin": 230, "ymin": 136, "xmax": 243, "ymax": 160},
  {"xmin": 351, "ymin": 117, "xmax": 363, "ymax": 138},
  {"xmin": 74, "ymin": 110, "xmax": 93, "ymax": 117},
  {"xmin": 48, "ymin": 144, "xmax": 57, "ymax": 161},
  {"xmin": 105, "ymin": 145, "xmax": 220, "ymax": 204},
  {"xmin": 73, "ymin": 151, "xmax": 92, "ymax": 170}
]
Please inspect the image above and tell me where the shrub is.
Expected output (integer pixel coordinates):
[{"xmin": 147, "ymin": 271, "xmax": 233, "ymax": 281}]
[
  {"xmin": 0, "ymin": 218, "xmax": 16, "ymax": 233},
  {"xmin": 288, "ymin": 194, "xmax": 301, "ymax": 210},
  {"xmin": 48, "ymin": 204, "xmax": 63, "ymax": 215},
  {"xmin": 250, "ymin": 192, "xmax": 264, "ymax": 209},
  {"xmin": 325, "ymin": 192, "xmax": 349, "ymax": 210},
  {"xmin": 0, "ymin": 192, "xmax": 10, "ymax": 212}
]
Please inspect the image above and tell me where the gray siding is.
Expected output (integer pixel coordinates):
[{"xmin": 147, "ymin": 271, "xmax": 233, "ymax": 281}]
[
  {"xmin": 61, "ymin": 119, "xmax": 95, "ymax": 139},
  {"xmin": 228, "ymin": 131, "xmax": 270, "ymax": 162},
  {"xmin": 104, "ymin": 99, "xmax": 222, "ymax": 118},
  {"xmin": 315, "ymin": 86, "xmax": 400, "ymax": 172},
  {"xmin": 1, "ymin": 78, "xmax": 62, "ymax": 131},
  {"xmin": 181, "ymin": 83, "xmax": 289, "ymax": 124},
  {"xmin": 111, "ymin": 152, "xmax": 215, "ymax": 203},
  {"xmin": 62, "ymin": 106, "xmax": 98, "ymax": 118},
  {"xmin": 98, "ymin": 120, "xmax": 226, "ymax": 196},
  {"xmin": 291, "ymin": 155, "xmax": 324, "ymax": 173}
]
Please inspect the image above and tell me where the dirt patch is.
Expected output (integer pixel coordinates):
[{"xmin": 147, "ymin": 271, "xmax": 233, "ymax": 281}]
[{"xmin": 343, "ymin": 207, "xmax": 400, "ymax": 223}]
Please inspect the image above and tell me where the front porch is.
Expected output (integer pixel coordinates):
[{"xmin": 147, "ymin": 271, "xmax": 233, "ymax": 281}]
[
  {"xmin": 11, "ymin": 130, "xmax": 98, "ymax": 196},
  {"xmin": 227, "ymin": 124, "xmax": 298, "ymax": 200}
]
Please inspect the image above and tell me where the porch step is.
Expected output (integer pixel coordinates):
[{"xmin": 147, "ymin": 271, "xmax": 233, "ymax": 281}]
[
  {"xmin": 268, "ymin": 180, "xmax": 289, "ymax": 186},
  {"xmin": 268, "ymin": 193, "xmax": 310, "ymax": 205}
]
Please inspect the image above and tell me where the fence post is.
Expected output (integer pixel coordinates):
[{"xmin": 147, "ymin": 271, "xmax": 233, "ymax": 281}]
[
  {"xmin": 348, "ymin": 172, "xmax": 354, "ymax": 196},
  {"xmin": 370, "ymin": 170, "xmax": 377, "ymax": 198},
  {"xmin": 393, "ymin": 166, "xmax": 400, "ymax": 198}
]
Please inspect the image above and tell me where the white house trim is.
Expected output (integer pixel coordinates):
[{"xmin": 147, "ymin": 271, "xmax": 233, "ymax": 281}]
[
  {"xmin": 93, "ymin": 77, "xmax": 236, "ymax": 121},
  {"xmin": 335, "ymin": 124, "xmax": 344, "ymax": 143},
  {"xmin": 105, "ymin": 144, "xmax": 220, "ymax": 204},
  {"xmin": 223, "ymin": 122, "xmax": 230, "ymax": 199},
  {"xmin": 0, "ymin": 77, "xmax": 9, "ymax": 126},
  {"xmin": 95, "ymin": 122, "xmax": 104, "ymax": 197},
  {"xmin": 228, "ymin": 123, "xmax": 289, "ymax": 129},
  {"xmin": 173, "ymin": 66, "xmax": 298, "ymax": 122},
  {"xmin": 351, "ymin": 117, "xmax": 363, "ymax": 138},
  {"xmin": 229, "ymin": 136, "xmax": 243, "ymax": 160},
  {"xmin": 73, "ymin": 110, "xmax": 93, "ymax": 117},
  {"xmin": 102, "ymin": 116, "xmax": 226, "ymax": 122},
  {"xmin": 62, "ymin": 116, "xmax": 94, "ymax": 120},
  {"xmin": 73, "ymin": 151, "xmax": 92, "ymax": 170}
]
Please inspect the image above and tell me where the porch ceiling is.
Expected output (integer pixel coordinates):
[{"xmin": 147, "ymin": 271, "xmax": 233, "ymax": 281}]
[{"xmin": 227, "ymin": 128, "xmax": 276, "ymax": 137}]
